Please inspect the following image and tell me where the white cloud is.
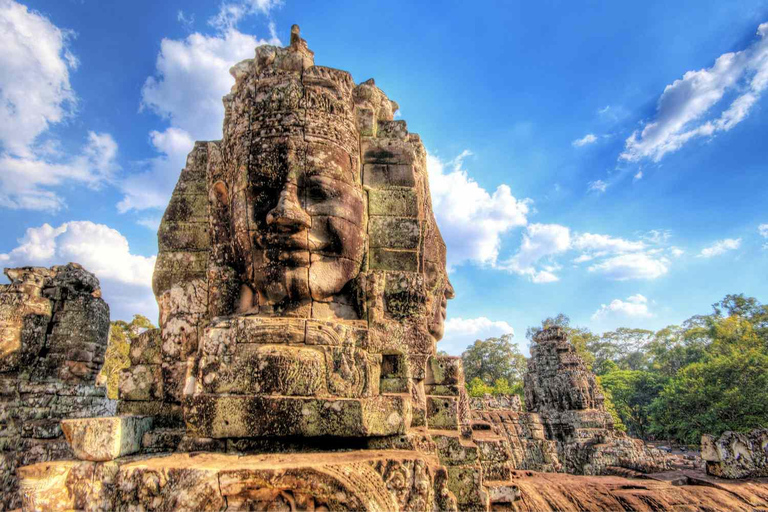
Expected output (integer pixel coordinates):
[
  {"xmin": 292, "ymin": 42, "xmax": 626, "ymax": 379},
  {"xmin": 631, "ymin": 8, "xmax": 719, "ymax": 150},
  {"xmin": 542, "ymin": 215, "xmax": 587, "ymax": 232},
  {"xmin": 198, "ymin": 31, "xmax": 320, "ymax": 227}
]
[
  {"xmin": 440, "ymin": 316, "xmax": 515, "ymax": 355},
  {"xmin": 592, "ymin": 294, "xmax": 653, "ymax": 320},
  {"xmin": 699, "ymin": 237, "xmax": 742, "ymax": 258},
  {"xmin": 759, "ymin": 224, "xmax": 768, "ymax": 238},
  {"xmin": 588, "ymin": 179, "xmax": 608, "ymax": 193},
  {"xmin": 501, "ymin": 223, "xmax": 570, "ymax": 282},
  {"xmin": 137, "ymin": 217, "xmax": 161, "ymax": 231},
  {"xmin": 0, "ymin": 131, "xmax": 118, "ymax": 211},
  {"xmin": 572, "ymin": 133, "xmax": 598, "ymax": 147},
  {"xmin": 121, "ymin": 28, "xmax": 279, "ymax": 212},
  {"xmin": 209, "ymin": 0, "xmax": 282, "ymax": 31},
  {"xmin": 622, "ymin": 22, "xmax": 768, "ymax": 162},
  {"xmin": 670, "ymin": 247, "xmax": 685, "ymax": 258},
  {"xmin": 634, "ymin": 171, "xmax": 643, "ymax": 181},
  {"xmin": 177, "ymin": 10, "xmax": 195, "ymax": 31},
  {"xmin": 0, "ymin": 221, "xmax": 157, "ymax": 321},
  {"xmin": 588, "ymin": 252, "xmax": 669, "ymax": 280},
  {"xmin": 572, "ymin": 233, "xmax": 645, "ymax": 253},
  {"xmin": 0, "ymin": 1, "xmax": 120, "ymax": 211},
  {"xmin": 0, "ymin": 0, "xmax": 77, "ymax": 157},
  {"xmin": 427, "ymin": 151, "xmax": 530, "ymax": 269}
]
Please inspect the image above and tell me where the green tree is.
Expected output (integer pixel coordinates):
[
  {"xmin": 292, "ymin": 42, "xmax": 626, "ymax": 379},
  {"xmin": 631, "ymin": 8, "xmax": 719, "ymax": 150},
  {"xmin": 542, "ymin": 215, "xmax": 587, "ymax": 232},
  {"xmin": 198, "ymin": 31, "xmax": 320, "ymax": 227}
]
[
  {"xmin": 599, "ymin": 369, "xmax": 663, "ymax": 438},
  {"xmin": 98, "ymin": 314, "xmax": 155, "ymax": 399},
  {"xmin": 648, "ymin": 345, "xmax": 768, "ymax": 444},
  {"xmin": 591, "ymin": 328, "xmax": 654, "ymax": 374},
  {"xmin": 461, "ymin": 333, "xmax": 527, "ymax": 387},
  {"xmin": 598, "ymin": 378, "xmax": 626, "ymax": 432},
  {"xmin": 466, "ymin": 377, "xmax": 494, "ymax": 397}
]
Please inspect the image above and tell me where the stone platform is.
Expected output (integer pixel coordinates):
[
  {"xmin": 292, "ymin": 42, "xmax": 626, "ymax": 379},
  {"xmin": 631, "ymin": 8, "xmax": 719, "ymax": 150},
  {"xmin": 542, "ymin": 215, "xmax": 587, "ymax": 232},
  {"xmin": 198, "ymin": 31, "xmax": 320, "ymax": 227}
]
[{"xmin": 19, "ymin": 450, "xmax": 456, "ymax": 511}]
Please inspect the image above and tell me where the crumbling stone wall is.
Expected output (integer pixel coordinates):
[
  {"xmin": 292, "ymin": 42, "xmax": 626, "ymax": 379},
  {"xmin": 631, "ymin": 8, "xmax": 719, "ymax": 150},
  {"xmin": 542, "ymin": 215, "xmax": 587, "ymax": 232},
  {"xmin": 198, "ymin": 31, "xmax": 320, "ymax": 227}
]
[
  {"xmin": 702, "ymin": 429, "xmax": 768, "ymax": 479},
  {"xmin": 0, "ymin": 264, "xmax": 113, "ymax": 510},
  {"xmin": 470, "ymin": 394, "xmax": 561, "ymax": 473},
  {"xmin": 524, "ymin": 326, "xmax": 669, "ymax": 475}
]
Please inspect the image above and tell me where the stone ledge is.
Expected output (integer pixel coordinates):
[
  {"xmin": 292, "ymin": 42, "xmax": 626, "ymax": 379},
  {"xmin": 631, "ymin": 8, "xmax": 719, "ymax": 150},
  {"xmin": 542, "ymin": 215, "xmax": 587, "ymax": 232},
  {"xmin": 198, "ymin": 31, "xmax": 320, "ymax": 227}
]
[{"xmin": 183, "ymin": 394, "xmax": 412, "ymax": 438}]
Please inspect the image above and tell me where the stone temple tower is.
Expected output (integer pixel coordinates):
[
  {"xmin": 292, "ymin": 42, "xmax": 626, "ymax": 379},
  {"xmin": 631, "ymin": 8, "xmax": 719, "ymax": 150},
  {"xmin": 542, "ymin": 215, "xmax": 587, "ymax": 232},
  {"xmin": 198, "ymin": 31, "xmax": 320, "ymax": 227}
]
[{"xmin": 18, "ymin": 26, "xmax": 508, "ymax": 511}]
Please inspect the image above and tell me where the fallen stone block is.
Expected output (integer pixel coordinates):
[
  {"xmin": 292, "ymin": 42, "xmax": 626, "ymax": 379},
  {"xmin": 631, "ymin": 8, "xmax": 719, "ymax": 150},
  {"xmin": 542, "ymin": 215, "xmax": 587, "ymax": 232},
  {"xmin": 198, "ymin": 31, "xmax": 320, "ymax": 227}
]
[{"xmin": 61, "ymin": 416, "xmax": 153, "ymax": 461}]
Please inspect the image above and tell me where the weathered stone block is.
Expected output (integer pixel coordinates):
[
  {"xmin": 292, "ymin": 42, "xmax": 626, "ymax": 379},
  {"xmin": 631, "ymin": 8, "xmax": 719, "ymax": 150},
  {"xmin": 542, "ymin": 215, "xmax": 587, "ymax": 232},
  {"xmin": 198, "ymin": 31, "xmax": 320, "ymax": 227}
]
[
  {"xmin": 427, "ymin": 355, "xmax": 463, "ymax": 385},
  {"xmin": 427, "ymin": 396, "xmax": 459, "ymax": 429},
  {"xmin": 368, "ymin": 188, "xmax": 419, "ymax": 217},
  {"xmin": 184, "ymin": 394, "xmax": 410, "ymax": 438},
  {"xmin": 369, "ymin": 217, "xmax": 420, "ymax": 249},
  {"xmin": 129, "ymin": 328, "xmax": 162, "ymax": 365},
  {"xmin": 433, "ymin": 431, "xmax": 479, "ymax": 466},
  {"xmin": 116, "ymin": 400, "xmax": 184, "ymax": 428},
  {"xmin": 61, "ymin": 416, "xmax": 153, "ymax": 461},
  {"xmin": 377, "ymin": 120, "xmax": 408, "ymax": 140},
  {"xmin": 446, "ymin": 465, "xmax": 488, "ymax": 510},
  {"xmin": 369, "ymin": 248, "xmax": 419, "ymax": 272},
  {"xmin": 118, "ymin": 364, "xmax": 163, "ymax": 401},
  {"xmin": 363, "ymin": 163, "xmax": 416, "ymax": 188}
]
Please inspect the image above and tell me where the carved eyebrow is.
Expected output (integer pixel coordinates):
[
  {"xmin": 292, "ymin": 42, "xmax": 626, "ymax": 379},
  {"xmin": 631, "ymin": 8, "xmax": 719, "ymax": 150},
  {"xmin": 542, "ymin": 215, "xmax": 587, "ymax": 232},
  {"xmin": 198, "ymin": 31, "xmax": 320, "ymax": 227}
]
[{"xmin": 304, "ymin": 169, "xmax": 356, "ymax": 184}]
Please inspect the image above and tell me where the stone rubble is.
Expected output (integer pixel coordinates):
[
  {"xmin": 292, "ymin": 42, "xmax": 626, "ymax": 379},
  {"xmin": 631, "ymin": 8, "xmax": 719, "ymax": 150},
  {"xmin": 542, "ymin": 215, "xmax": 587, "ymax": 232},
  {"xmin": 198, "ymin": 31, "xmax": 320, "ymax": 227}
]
[
  {"xmin": 702, "ymin": 429, "xmax": 768, "ymax": 479},
  {"xmin": 0, "ymin": 264, "xmax": 113, "ymax": 511}
]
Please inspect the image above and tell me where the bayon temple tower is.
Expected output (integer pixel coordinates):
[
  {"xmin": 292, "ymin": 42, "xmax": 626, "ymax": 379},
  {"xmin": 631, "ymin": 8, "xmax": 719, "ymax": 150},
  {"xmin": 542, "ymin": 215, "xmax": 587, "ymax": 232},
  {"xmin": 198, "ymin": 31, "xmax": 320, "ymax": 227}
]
[{"xmin": 17, "ymin": 25, "xmax": 766, "ymax": 512}]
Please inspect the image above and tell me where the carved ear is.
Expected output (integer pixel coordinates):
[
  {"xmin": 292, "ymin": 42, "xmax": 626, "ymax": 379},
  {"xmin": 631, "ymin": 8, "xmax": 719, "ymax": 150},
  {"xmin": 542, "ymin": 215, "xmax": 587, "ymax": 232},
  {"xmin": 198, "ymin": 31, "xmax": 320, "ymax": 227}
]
[{"xmin": 213, "ymin": 181, "xmax": 229, "ymax": 207}]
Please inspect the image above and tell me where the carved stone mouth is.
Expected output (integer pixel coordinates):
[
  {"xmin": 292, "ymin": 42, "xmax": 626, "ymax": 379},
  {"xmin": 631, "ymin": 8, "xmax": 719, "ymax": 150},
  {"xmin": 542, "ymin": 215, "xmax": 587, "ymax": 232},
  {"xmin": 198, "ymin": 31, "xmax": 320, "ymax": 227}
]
[{"xmin": 257, "ymin": 231, "xmax": 310, "ymax": 251}]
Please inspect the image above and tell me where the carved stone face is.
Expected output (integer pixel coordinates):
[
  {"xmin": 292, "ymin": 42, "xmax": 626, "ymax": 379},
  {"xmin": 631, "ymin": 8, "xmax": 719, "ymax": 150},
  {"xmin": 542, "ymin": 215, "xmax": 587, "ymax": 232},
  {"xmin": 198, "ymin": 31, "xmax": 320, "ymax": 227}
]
[
  {"xmin": 428, "ymin": 280, "xmax": 454, "ymax": 342},
  {"xmin": 233, "ymin": 138, "xmax": 365, "ymax": 310}
]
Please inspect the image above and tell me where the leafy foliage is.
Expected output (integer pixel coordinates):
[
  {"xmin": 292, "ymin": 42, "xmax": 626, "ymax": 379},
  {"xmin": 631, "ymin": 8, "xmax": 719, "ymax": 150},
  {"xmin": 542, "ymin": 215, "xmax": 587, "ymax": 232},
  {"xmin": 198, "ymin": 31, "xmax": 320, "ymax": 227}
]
[
  {"xmin": 518, "ymin": 296, "xmax": 768, "ymax": 444},
  {"xmin": 98, "ymin": 314, "xmax": 155, "ymax": 399},
  {"xmin": 462, "ymin": 334, "xmax": 527, "ymax": 387}
]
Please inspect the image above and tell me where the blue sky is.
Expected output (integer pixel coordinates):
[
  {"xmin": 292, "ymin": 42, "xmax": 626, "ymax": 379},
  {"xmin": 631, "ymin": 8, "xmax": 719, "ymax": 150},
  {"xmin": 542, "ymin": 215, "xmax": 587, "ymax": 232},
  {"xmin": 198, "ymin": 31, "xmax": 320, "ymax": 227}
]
[{"xmin": 1, "ymin": 0, "xmax": 767, "ymax": 355}]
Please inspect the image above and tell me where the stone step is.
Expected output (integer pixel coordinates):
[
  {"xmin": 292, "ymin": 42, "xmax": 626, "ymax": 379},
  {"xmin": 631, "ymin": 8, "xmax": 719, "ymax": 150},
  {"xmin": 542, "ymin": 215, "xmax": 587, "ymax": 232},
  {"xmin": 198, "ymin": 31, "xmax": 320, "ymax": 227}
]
[{"xmin": 483, "ymin": 479, "xmax": 521, "ymax": 505}]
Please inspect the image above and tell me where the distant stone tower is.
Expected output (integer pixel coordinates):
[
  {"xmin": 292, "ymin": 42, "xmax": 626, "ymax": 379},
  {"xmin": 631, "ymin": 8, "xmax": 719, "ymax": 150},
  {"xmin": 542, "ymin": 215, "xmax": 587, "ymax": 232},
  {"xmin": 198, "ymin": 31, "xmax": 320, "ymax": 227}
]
[{"xmin": 525, "ymin": 326, "xmax": 668, "ymax": 474}]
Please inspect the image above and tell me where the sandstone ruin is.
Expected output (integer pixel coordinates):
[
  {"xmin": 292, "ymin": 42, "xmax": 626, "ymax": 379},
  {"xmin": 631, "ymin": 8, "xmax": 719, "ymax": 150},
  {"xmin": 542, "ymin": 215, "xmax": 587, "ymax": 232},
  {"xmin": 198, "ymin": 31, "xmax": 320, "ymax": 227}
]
[
  {"xmin": 10, "ymin": 26, "xmax": 768, "ymax": 511},
  {"xmin": 524, "ymin": 326, "xmax": 669, "ymax": 475},
  {"xmin": 702, "ymin": 429, "xmax": 768, "ymax": 479},
  {"xmin": 0, "ymin": 264, "xmax": 113, "ymax": 511}
]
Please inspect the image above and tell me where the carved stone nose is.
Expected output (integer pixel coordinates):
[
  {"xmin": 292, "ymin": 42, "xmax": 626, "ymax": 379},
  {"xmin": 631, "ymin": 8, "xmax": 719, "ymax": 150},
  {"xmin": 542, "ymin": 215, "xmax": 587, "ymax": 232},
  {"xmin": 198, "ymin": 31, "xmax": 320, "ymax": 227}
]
[{"xmin": 266, "ymin": 182, "xmax": 311, "ymax": 230}]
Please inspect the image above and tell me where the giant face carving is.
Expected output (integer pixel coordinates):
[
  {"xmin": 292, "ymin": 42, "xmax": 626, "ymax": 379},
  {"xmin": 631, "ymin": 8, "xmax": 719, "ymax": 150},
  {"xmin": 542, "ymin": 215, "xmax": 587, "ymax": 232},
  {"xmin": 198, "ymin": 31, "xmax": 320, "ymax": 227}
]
[{"xmin": 232, "ymin": 137, "xmax": 365, "ymax": 312}]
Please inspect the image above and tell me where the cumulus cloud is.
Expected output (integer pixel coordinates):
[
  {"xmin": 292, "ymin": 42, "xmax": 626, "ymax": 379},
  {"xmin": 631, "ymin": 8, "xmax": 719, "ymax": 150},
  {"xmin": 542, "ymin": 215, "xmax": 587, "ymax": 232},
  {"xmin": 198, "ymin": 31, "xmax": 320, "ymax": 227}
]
[
  {"xmin": 501, "ymin": 223, "xmax": 570, "ymax": 282},
  {"xmin": 440, "ymin": 316, "xmax": 515, "ymax": 355},
  {"xmin": 427, "ymin": 151, "xmax": 530, "ymax": 269},
  {"xmin": 699, "ymin": 237, "xmax": 742, "ymax": 258},
  {"xmin": 0, "ymin": 0, "xmax": 77, "ymax": 157},
  {"xmin": 588, "ymin": 180, "xmax": 608, "ymax": 193},
  {"xmin": 588, "ymin": 252, "xmax": 669, "ymax": 280},
  {"xmin": 0, "ymin": 1, "xmax": 119, "ymax": 211},
  {"xmin": 0, "ymin": 132, "xmax": 118, "ymax": 211},
  {"xmin": 572, "ymin": 233, "xmax": 645, "ymax": 253},
  {"xmin": 208, "ymin": 0, "xmax": 282, "ymax": 31},
  {"xmin": 120, "ymin": 28, "xmax": 279, "ymax": 212},
  {"xmin": 759, "ymin": 224, "xmax": 768, "ymax": 238},
  {"xmin": 622, "ymin": 22, "xmax": 768, "ymax": 162},
  {"xmin": 592, "ymin": 294, "xmax": 653, "ymax": 320},
  {"xmin": 633, "ymin": 171, "xmax": 643, "ymax": 181},
  {"xmin": 0, "ymin": 221, "xmax": 157, "ymax": 321},
  {"xmin": 572, "ymin": 133, "xmax": 598, "ymax": 147}
]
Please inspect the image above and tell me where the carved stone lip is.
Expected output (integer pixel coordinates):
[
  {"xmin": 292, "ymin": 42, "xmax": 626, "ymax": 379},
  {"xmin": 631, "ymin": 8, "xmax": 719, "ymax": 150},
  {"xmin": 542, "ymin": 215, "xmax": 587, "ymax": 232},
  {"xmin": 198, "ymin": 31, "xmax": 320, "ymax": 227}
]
[{"xmin": 257, "ymin": 231, "xmax": 310, "ymax": 251}]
